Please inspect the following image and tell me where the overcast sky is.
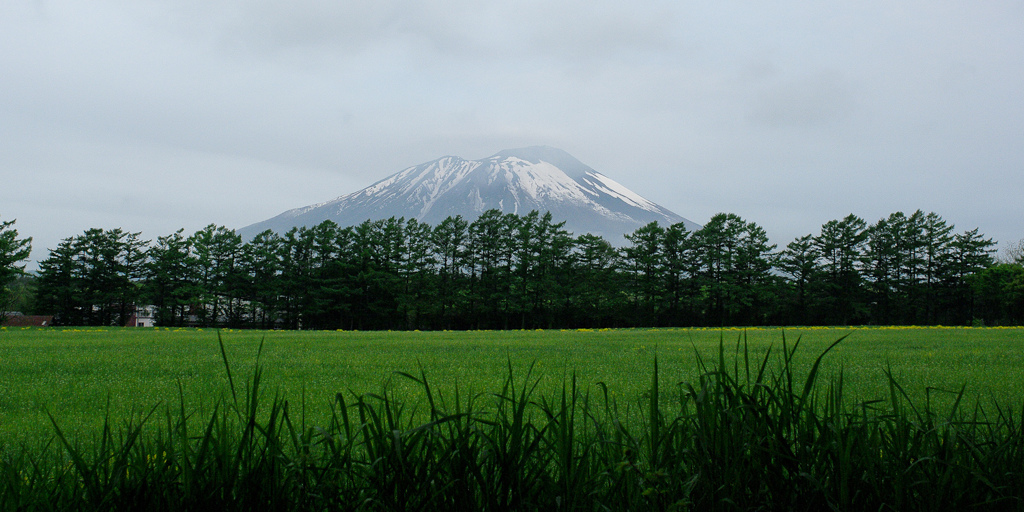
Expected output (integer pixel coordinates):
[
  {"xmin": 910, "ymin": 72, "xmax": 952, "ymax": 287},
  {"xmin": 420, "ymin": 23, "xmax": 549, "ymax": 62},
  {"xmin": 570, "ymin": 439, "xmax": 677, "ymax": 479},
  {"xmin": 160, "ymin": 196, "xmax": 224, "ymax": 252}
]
[{"xmin": 3, "ymin": 1, "xmax": 1022, "ymax": 266}]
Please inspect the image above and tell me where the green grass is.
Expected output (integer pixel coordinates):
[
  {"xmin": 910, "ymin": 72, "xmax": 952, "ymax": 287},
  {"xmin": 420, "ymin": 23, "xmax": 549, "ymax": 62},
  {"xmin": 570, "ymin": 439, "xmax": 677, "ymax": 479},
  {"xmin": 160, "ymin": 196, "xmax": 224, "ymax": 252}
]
[
  {"xmin": 1, "ymin": 326, "xmax": 1023, "ymax": 447},
  {"xmin": 1, "ymin": 327, "xmax": 1023, "ymax": 510}
]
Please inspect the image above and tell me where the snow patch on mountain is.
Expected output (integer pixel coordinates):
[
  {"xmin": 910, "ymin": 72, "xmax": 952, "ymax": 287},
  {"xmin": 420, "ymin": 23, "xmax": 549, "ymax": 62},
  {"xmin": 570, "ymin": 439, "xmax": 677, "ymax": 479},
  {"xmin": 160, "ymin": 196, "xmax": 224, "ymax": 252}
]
[
  {"xmin": 584, "ymin": 172, "xmax": 659, "ymax": 211},
  {"xmin": 502, "ymin": 158, "xmax": 590, "ymax": 205}
]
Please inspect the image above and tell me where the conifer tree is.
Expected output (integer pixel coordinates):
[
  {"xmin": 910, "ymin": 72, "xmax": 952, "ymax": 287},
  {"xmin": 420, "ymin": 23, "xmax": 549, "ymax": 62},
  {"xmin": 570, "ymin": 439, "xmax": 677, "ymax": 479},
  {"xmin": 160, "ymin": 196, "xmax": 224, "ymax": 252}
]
[{"xmin": 0, "ymin": 217, "xmax": 32, "ymax": 316}]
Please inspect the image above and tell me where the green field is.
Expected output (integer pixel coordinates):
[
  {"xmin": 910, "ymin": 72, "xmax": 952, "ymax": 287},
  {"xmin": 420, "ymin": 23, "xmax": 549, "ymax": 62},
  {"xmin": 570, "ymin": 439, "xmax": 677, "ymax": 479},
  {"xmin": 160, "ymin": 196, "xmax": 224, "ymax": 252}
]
[{"xmin": 2, "ymin": 325, "xmax": 1023, "ymax": 446}]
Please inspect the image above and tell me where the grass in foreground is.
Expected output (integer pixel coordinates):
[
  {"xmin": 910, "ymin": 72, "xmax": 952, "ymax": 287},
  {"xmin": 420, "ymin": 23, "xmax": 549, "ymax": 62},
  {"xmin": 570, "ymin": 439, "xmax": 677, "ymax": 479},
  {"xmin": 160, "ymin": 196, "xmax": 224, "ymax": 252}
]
[{"xmin": 1, "ymin": 333, "xmax": 1023, "ymax": 511}]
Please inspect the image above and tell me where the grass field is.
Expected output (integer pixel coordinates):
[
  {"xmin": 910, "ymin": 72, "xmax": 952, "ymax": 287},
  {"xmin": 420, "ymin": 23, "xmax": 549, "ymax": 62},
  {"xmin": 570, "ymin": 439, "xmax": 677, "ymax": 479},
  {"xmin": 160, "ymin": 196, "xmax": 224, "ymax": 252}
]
[
  {"xmin": 2, "ymin": 325, "xmax": 1024, "ymax": 510},
  {"xmin": 1, "ymin": 325, "xmax": 1023, "ymax": 446}
]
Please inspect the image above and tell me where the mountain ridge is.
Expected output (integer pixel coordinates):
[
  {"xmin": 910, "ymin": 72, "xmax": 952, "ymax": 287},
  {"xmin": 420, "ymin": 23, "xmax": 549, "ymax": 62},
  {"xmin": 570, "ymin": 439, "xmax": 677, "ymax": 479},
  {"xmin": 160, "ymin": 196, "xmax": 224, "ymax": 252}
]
[{"xmin": 239, "ymin": 146, "xmax": 700, "ymax": 243}]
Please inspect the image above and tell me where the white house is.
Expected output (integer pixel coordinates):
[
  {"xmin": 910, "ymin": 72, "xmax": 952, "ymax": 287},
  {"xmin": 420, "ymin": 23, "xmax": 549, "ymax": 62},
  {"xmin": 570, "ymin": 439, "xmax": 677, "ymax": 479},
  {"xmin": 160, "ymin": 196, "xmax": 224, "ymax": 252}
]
[{"xmin": 126, "ymin": 305, "xmax": 157, "ymax": 327}]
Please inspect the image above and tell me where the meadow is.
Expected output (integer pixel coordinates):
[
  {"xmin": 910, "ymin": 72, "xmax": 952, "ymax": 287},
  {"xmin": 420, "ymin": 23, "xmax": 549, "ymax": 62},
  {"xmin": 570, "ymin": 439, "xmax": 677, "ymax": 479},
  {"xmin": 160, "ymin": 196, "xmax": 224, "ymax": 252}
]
[
  {"xmin": 2, "ymin": 326, "xmax": 1024, "ymax": 510},
  {"xmin": 2, "ymin": 325, "xmax": 1022, "ymax": 445}
]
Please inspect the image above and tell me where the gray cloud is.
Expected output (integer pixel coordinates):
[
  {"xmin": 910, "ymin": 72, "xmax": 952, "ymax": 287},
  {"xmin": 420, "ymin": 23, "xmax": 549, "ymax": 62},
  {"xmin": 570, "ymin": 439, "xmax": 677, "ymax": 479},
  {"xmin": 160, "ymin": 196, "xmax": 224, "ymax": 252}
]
[
  {"xmin": 746, "ymin": 70, "xmax": 856, "ymax": 128},
  {"xmin": 2, "ymin": 0, "xmax": 1022, "ymax": 266}
]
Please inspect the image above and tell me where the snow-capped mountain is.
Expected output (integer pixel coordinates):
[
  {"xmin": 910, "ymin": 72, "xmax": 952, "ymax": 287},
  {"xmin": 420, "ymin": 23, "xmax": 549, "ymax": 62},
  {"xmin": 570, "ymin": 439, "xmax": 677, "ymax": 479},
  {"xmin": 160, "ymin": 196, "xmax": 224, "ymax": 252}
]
[{"xmin": 239, "ymin": 146, "xmax": 699, "ymax": 243}]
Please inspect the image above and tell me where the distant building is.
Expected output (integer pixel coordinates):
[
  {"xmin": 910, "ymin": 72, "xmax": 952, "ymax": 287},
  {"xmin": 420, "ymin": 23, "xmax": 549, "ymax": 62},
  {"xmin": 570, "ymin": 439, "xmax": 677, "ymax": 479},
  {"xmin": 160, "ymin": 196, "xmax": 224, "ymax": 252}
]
[
  {"xmin": 2, "ymin": 312, "xmax": 54, "ymax": 327},
  {"xmin": 125, "ymin": 305, "xmax": 156, "ymax": 327}
]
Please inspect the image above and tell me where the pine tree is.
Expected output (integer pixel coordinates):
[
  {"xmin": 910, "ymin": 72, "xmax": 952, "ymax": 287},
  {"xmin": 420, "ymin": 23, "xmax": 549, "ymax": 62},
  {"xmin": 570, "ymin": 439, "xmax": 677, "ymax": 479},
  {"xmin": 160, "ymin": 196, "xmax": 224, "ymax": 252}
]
[
  {"xmin": 623, "ymin": 221, "xmax": 665, "ymax": 326},
  {"xmin": 778, "ymin": 234, "xmax": 820, "ymax": 325},
  {"xmin": 0, "ymin": 217, "xmax": 32, "ymax": 316},
  {"xmin": 144, "ymin": 229, "xmax": 199, "ymax": 326},
  {"xmin": 814, "ymin": 214, "xmax": 867, "ymax": 325}
]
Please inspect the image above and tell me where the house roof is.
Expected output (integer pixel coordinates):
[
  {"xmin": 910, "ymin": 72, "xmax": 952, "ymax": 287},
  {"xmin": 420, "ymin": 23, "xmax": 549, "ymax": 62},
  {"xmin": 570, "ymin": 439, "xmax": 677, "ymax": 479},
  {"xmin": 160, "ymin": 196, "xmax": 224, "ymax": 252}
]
[{"xmin": 3, "ymin": 315, "xmax": 54, "ymax": 327}]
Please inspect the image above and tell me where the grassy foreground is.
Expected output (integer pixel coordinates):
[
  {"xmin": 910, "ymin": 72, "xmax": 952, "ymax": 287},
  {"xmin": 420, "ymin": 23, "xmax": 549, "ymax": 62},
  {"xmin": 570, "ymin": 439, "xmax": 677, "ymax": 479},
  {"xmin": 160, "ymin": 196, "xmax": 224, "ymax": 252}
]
[
  {"xmin": 0, "ymin": 328, "xmax": 1022, "ymax": 510},
  {"xmin": 0, "ymin": 327, "xmax": 1023, "ymax": 510}
]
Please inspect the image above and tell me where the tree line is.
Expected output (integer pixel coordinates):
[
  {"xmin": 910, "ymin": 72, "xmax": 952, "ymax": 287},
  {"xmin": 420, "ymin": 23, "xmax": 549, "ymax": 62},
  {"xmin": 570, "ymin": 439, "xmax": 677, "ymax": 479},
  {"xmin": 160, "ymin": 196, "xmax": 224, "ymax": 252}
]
[{"xmin": 16, "ymin": 210, "xmax": 1024, "ymax": 329}]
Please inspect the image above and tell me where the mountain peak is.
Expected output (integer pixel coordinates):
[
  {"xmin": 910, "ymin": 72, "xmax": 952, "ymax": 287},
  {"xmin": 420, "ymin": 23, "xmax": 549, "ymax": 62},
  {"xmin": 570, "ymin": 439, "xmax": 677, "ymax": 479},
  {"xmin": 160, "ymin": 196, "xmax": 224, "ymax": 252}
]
[
  {"xmin": 489, "ymin": 146, "xmax": 593, "ymax": 179},
  {"xmin": 240, "ymin": 147, "xmax": 699, "ymax": 243}
]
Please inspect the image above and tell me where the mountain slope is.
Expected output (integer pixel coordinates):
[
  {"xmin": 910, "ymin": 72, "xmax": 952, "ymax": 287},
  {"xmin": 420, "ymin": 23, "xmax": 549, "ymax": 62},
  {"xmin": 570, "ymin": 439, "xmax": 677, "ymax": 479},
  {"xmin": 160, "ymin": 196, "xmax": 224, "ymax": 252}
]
[{"xmin": 239, "ymin": 146, "xmax": 699, "ymax": 242}]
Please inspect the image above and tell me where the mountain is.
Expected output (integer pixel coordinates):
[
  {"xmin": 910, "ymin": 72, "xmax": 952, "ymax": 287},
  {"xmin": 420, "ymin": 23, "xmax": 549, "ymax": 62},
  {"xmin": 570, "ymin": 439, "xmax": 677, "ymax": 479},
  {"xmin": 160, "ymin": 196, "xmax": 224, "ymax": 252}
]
[{"xmin": 238, "ymin": 146, "xmax": 699, "ymax": 243}]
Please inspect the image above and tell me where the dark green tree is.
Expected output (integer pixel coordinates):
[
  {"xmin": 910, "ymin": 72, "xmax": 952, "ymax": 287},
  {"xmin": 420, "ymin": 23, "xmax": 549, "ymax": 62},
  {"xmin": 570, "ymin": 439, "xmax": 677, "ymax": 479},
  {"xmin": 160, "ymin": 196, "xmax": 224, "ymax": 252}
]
[
  {"xmin": 398, "ymin": 218, "xmax": 437, "ymax": 329},
  {"xmin": 511, "ymin": 211, "xmax": 541, "ymax": 327},
  {"xmin": 569, "ymin": 233, "xmax": 622, "ymax": 327},
  {"xmin": 34, "ymin": 238, "xmax": 83, "ymax": 324},
  {"xmin": 814, "ymin": 214, "xmax": 868, "ymax": 325},
  {"xmin": 947, "ymin": 228, "xmax": 996, "ymax": 324},
  {"xmin": 35, "ymin": 228, "xmax": 146, "ymax": 326},
  {"xmin": 144, "ymin": 229, "xmax": 199, "ymax": 326},
  {"xmin": 467, "ymin": 210, "xmax": 513, "ymax": 328},
  {"xmin": 277, "ymin": 226, "xmax": 315, "ymax": 329},
  {"xmin": 311, "ymin": 221, "xmax": 358, "ymax": 330},
  {"xmin": 892, "ymin": 211, "xmax": 928, "ymax": 323},
  {"xmin": 777, "ymin": 234, "xmax": 821, "ymax": 325},
  {"xmin": 730, "ymin": 217, "xmax": 777, "ymax": 324},
  {"xmin": 514, "ymin": 211, "xmax": 572, "ymax": 329},
  {"xmin": 918, "ymin": 212, "xmax": 955, "ymax": 323},
  {"xmin": 970, "ymin": 263, "xmax": 1024, "ymax": 325},
  {"xmin": 863, "ymin": 215, "xmax": 899, "ymax": 324},
  {"xmin": 661, "ymin": 222, "xmax": 698, "ymax": 326},
  {"xmin": 0, "ymin": 217, "xmax": 32, "ymax": 317},
  {"xmin": 693, "ymin": 215, "xmax": 738, "ymax": 326},
  {"xmin": 190, "ymin": 225, "xmax": 245, "ymax": 327},
  {"xmin": 240, "ymin": 230, "xmax": 284, "ymax": 329},
  {"xmin": 3, "ymin": 275, "xmax": 37, "ymax": 316},
  {"xmin": 78, "ymin": 228, "xmax": 147, "ymax": 326},
  {"xmin": 349, "ymin": 218, "xmax": 406, "ymax": 329},
  {"xmin": 433, "ymin": 216, "xmax": 470, "ymax": 329},
  {"xmin": 693, "ymin": 213, "xmax": 776, "ymax": 326},
  {"xmin": 863, "ymin": 211, "xmax": 957, "ymax": 324},
  {"xmin": 622, "ymin": 222, "xmax": 665, "ymax": 326}
]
